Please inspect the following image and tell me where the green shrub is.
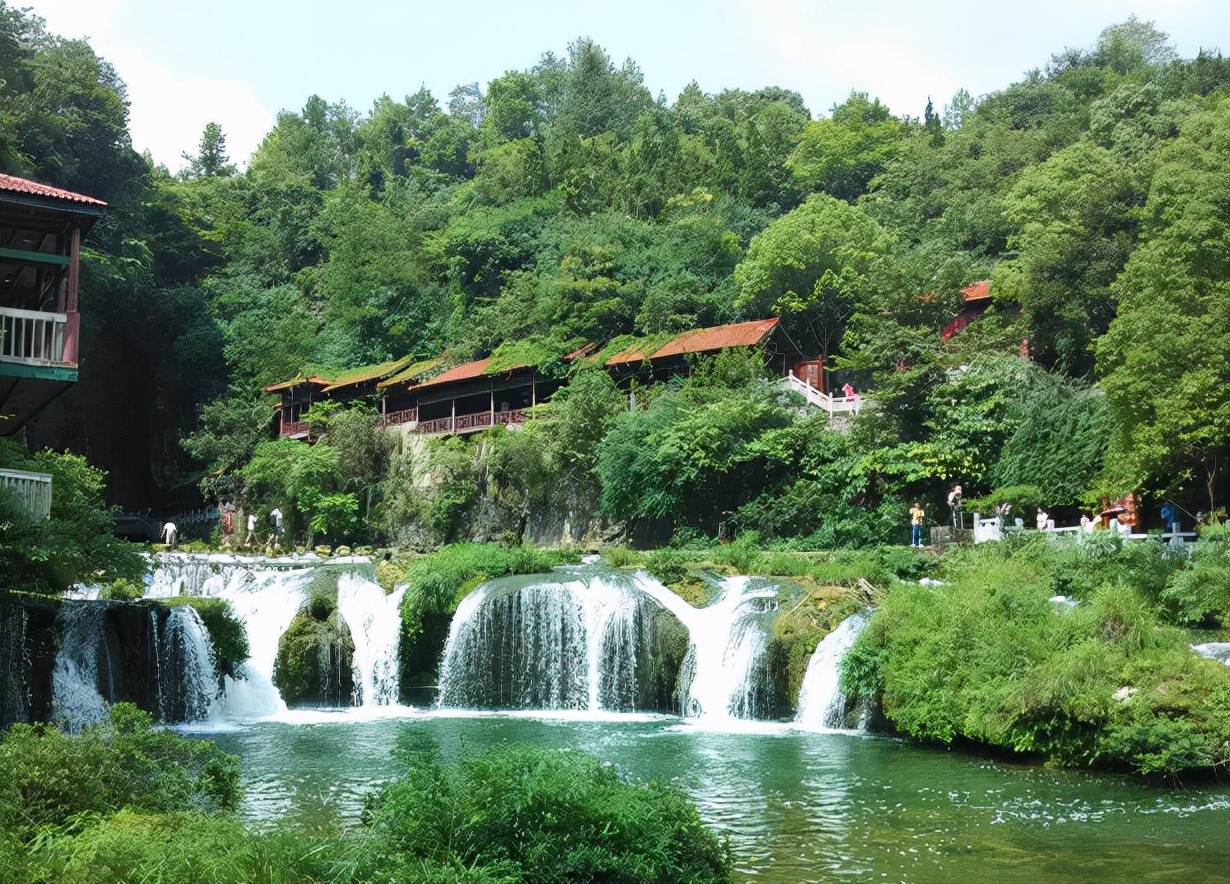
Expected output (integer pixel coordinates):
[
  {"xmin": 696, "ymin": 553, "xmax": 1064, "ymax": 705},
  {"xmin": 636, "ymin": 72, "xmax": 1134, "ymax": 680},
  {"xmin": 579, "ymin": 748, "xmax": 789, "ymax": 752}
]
[
  {"xmin": 842, "ymin": 543, "xmax": 1230, "ymax": 775},
  {"xmin": 359, "ymin": 742, "xmax": 731, "ymax": 883},
  {"xmin": 1161, "ymin": 524, "xmax": 1230, "ymax": 625},
  {"xmin": 0, "ymin": 704, "xmax": 240, "ymax": 841}
]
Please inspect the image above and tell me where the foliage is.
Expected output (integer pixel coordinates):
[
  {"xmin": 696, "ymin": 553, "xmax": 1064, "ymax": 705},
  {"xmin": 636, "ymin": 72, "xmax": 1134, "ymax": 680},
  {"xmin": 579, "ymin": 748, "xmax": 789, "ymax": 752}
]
[
  {"xmin": 0, "ymin": 441, "xmax": 144, "ymax": 594},
  {"xmin": 356, "ymin": 741, "xmax": 731, "ymax": 883},
  {"xmin": 842, "ymin": 538, "xmax": 1230, "ymax": 774},
  {"xmin": 0, "ymin": 704, "xmax": 240, "ymax": 841}
]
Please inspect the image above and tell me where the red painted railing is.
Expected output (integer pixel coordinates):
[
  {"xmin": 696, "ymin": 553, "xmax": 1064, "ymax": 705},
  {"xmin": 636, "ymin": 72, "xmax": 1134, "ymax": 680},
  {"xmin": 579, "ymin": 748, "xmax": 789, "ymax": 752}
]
[
  {"xmin": 280, "ymin": 419, "xmax": 308, "ymax": 437},
  {"xmin": 416, "ymin": 416, "xmax": 455, "ymax": 435},
  {"xmin": 378, "ymin": 407, "xmax": 418, "ymax": 428},
  {"xmin": 415, "ymin": 410, "xmax": 528, "ymax": 436}
]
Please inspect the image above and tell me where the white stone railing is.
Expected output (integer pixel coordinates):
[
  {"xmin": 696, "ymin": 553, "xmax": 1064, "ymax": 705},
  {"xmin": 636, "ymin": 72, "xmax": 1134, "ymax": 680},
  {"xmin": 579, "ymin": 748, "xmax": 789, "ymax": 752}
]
[
  {"xmin": 0, "ymin": 306, "xmax": 68, "ymax": 365},
  {"xmin": 972, "ymin": 512, "xmax": 1200, "ymax": 545},
  {"xmin": 785, "ymin": 371, "xmax": 861, "ymax": 417},
  {"xmin": 0, "ymin": 467, "xmax": 52, "ymax": 520}
]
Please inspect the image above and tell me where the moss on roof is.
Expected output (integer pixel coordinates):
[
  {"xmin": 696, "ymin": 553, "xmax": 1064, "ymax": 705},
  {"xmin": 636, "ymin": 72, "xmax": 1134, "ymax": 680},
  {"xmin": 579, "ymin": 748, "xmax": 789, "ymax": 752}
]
[
  {"xmin": 484, "ymin": 337, "xmax": 588, "ymax": 375},
  {"xmin": 586, "ymin": 332, "xmax": 677, "ymax": 368},
  {"xmin": 376, "ymin": 355, "xmax": 449, "ymax": 389},
  {"xmin": 321, "ymin": 355, "xmax": 417, "ymax": 392}
]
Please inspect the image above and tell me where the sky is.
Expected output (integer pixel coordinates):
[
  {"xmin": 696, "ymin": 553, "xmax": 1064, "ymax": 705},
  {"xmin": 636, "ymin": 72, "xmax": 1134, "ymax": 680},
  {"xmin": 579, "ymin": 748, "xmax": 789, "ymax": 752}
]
[{"xmin": 24, "ymin": 0, "xmax": 1230, "ymax": 171}]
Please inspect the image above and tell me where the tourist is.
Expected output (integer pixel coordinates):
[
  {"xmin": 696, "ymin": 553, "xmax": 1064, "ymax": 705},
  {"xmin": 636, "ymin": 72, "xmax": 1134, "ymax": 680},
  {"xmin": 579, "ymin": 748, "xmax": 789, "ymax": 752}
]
[
  {"xmin": 161, "ymin": 521, "xmax": 178, "ymax": 548},
  {"xmin": 246, "ymin": 512, "xmax": 257, "ymax": 547},
  {"xmin": 1160, "ymin": 501, "xmax": 1180, "ymax": 536},
  {"xmin": 947, "ymin": 484, "xmax": 964, "ymax": 529},
  {"xmin": 220, "ymin": 505, "xmax": 234, "ymax": 548},
  {"xmin": 1036, "ymin": 508, "xmax": 1049, "ymax": 531},
  {"xmin": 909, "ymin": 501, "xmax": 925, "ymax": 547}
]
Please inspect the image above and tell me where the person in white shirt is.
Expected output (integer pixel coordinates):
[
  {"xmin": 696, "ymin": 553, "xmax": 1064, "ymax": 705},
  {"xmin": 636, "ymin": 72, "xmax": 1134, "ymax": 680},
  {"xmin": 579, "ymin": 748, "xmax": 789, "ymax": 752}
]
[
  {"xmin": 1036, "ymin": 508, "xmax": 1049, "ymax": 531},
  {"xmin": 161, "ymin": 521, "xmax": 177, "ymax": 548}
]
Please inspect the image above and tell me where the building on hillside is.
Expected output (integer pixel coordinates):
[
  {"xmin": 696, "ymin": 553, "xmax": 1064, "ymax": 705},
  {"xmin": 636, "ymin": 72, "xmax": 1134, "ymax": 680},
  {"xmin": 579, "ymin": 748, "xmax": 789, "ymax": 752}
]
[
  {"xmin": 940, "ymin": 280, "xmax": 992, "ymax": 341},
  {"xmin": 0, "ymin": 174, "xmax": 106, "ymax": 519},
  {"xmin": 267, "ymin": 317, "xmax": 819, "ymax": 439},
  {"xmin": 0, "ymin": 174, "xmax": 106, "ymax": 437}
]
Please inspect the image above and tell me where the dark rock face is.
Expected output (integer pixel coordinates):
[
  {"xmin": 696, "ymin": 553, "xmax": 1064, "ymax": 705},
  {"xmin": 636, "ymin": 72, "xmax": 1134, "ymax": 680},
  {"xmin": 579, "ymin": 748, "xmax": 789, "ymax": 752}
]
[
  {"xmin": 1, "ymin": 595, "xmax": 57, "ymax": 728},
  {"xmin": 2, "ymin": 595, "xmax": 220, "ymax": 730}
]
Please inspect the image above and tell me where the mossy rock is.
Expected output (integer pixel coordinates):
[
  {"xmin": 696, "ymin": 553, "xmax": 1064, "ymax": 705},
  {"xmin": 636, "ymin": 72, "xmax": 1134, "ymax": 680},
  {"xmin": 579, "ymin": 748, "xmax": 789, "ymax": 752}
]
[
  {"xmin": 273, "ymin": 609, "xmax": 354, "ymax": 706},
  {"xmin": 766, "ymin": 584, "xmax": 859, "ymax": 712}
]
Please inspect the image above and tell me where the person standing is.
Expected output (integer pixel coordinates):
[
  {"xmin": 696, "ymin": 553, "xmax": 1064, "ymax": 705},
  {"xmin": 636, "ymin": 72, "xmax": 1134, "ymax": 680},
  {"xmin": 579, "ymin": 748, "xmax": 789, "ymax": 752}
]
[
  {"xmin": 947, "ymin": 484, "xmax": 964, "ymax": 529},
  {"xmin": 161, "ymin": 521, "xmax": 178, "ymax": 549},
  {"xmin": 1160, "ymin": 501, "xmax": 1180, "ymax": 536},
  {"xmin": 246, "ymin": 512, "xmax": 257, "ymax": 548},
  {"xmin": 909, "ymin": 501, "xmax": 926, "ymax": 547},
  {"xmin": 1036, "ymin": 508, "xmax": 1049, "ymax": 531}
]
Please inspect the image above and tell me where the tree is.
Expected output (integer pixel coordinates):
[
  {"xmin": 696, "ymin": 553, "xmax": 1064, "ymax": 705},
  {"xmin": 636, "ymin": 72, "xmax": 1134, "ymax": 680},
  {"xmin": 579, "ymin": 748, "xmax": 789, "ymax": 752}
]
[
  {"xmin": 1096, "ymin": 104, "xmax": 1230, "ymax": 511},
  {"xmin": 787, "ymin": 92, "xmax": 905, "ymax": 201},
  {"xmin": 182, "ymin": 122, "xmax": 235, "ymax": 178},
  {"xmin": 734, "ymin": 193, "xmax": 885, "ymax": 358}
]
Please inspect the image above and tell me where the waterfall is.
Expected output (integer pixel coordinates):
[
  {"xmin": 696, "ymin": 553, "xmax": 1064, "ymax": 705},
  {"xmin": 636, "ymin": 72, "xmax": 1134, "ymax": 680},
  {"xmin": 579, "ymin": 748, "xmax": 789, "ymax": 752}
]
[
  {"xmin": 50, "ymin": 603, "xmax": 110, "ymax": 731},
  {"xmin": 157, "ymin": 606, "xmax": 220, "ymax": 721},
  {"xmin": 437, "ymin": 571, "xmax": 680, "ymax": 712},
  {"xmin": 673, "ymin": 576, "xmax": 779, "ymax": 721},
  {"xmin": 336, "ymin": 573, "xmax": 405, "ymax": 706},
  {"xmin": 1192, "ymin": 642, "xmax": 1230, "ymax": 667},
  {"xmin": 795, "ymin": 611, "xmax": 871, "ymax": 730}
]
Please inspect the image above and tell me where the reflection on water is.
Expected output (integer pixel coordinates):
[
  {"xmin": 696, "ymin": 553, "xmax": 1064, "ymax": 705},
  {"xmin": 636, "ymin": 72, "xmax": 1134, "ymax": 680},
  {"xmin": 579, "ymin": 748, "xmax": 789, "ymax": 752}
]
[{"xmin": 202, "ymin": 712, "xmax": 1230, "ymax": 883}]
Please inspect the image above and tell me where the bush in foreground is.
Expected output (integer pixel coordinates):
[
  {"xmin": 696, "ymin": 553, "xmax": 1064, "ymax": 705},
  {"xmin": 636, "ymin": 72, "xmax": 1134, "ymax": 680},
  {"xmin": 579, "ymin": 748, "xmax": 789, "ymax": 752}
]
[{"xmin": 2, "ymin": 708, "xmax": 730, "ymax": 883}]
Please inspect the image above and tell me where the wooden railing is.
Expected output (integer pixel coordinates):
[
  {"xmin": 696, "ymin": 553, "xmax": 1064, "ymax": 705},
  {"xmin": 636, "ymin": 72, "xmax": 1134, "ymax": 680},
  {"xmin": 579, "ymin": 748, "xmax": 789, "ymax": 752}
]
[
  {"xmin": 785, "ymin": 371, "xmax": 861, "ymax": 417},
  {"xmin": 378, "ymin": 407, "xmax": 418, "ymax": 428},
  {"xmin": 0, "ymin": 468, "xmax": 52, "ymax": 520},
  {"xmin": 279, "ymin": 419, "xmax": 308, "ymax": 438},
  {"xmin": 0, "ymin": 306, "xmax": 68, "ymax": 366},
  {"xmin": 416, "ymin": 416, "xmax": 455, "ymax": 435},
  {"xmin": 415, "ymin": 410, "xmax": 528, "ymax": 436}
]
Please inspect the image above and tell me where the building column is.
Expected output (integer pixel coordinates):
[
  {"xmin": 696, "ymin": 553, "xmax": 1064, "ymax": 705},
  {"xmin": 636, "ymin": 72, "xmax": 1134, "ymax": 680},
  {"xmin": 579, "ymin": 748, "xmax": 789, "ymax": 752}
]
[{"xmin": 62, "ymin": 221, "xmax": 80, "ymax": 364}]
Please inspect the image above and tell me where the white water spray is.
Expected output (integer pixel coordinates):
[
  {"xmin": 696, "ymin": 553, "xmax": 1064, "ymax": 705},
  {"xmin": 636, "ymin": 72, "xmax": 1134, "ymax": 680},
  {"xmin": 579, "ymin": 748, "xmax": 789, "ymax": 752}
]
[
  {"xmin": 795, "ymin": 611, "xmax": 870, "ymax": 730},
  {"xmin": 50, "ymin": 603, "xmax": 110, "ymax": 731},
  {"xmin": 336, "ymin": 573, "xmax": 406, "ymax": 706}
]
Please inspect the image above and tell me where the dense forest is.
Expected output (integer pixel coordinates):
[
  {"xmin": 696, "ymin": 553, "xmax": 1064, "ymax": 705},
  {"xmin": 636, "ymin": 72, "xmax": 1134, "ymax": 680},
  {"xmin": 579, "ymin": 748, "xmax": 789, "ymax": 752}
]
[{"xmin": 1, "ymin": 5, "xmax": 1227, "ymax": 550}]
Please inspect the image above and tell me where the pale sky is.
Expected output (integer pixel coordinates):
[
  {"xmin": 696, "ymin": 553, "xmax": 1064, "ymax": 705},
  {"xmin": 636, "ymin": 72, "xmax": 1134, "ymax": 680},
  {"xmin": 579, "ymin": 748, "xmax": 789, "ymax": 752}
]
[{"xmin": 24, "ymin": 0, "xmax": 1230, "ymax": 171}]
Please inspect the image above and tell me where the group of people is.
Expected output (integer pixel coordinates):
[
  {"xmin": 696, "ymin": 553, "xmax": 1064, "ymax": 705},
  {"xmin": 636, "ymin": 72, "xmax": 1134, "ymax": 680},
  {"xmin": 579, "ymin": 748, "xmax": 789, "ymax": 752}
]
[
  {"xmin": 908, "ymin": 484, "xmax": 969, "ymax": 547},
  {"xmin": 162, "ymin": 505, "xmax": 284, "ymax": 550}
]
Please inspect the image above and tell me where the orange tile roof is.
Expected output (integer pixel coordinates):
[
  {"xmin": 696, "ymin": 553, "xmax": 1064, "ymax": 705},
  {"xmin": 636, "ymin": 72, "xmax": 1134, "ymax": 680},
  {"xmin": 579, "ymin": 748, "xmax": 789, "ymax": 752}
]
[
  {"xmin": 650, "ymin": 317, "xmax": 780, "ymax": 359},
  {"xmin": 411, "ymin": 357, "xmax": 495, "ymax": 391},
  {"xmin": 606, "ymin": 318, "xmax": 780, "ymax": 366},
  {"xmin": 0, "ymin": 173, "xmax": 107, "ymax": 208},
  {"xmin": 961, "ymin": 280, "xmax": 991, "ymax": 302}
]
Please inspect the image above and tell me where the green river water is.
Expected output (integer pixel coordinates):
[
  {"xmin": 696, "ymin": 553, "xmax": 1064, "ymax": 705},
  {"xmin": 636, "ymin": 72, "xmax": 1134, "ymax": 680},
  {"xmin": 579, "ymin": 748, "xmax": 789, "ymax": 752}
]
[{"xmin": 201, "ymin": 710, "xmax": 1230, "ymax": 882}]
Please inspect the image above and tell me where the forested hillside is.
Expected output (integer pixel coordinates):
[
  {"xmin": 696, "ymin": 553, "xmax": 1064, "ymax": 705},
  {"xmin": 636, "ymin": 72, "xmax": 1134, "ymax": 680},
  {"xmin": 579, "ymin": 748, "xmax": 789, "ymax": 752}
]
[{"xmin": 1, "ymin": 5, "xmax": 1227, "ymax": 541}]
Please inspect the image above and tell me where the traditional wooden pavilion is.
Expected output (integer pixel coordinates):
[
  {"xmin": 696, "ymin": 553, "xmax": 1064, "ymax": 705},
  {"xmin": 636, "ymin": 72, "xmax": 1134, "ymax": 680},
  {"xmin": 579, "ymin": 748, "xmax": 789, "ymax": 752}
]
[
  {"xmin": 268, "ymin": 317, "xmax": 817, "ymax": 439},
  {"xmin": 941, "ymin": 280, "xmax": 993, "ymax": 341},
  {"xmin": 0, "ymin": 174, "xmax": 106, "ymax": 436}
]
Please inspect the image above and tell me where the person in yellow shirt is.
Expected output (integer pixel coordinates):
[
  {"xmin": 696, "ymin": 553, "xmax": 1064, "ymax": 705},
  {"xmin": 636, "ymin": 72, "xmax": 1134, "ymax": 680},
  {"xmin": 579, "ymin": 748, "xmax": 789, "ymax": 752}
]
[{"xmin": 909, "ymin": 502, "xmax": 925, "ymax": 547}]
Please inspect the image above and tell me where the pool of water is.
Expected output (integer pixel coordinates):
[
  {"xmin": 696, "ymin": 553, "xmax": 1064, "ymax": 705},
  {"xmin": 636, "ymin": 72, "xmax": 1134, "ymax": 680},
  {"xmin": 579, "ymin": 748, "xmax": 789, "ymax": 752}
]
[{"xmin": 200, "ymin": 709, "xmax": 1230, "ymax": 882}]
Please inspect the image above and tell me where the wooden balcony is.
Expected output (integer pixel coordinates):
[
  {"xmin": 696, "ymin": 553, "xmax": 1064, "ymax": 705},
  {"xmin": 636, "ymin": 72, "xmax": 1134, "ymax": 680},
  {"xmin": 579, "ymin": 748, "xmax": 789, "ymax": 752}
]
[
  {"xmin": 0, "ymin": 306, "xmax": 72, "ymax": 367},
  {"xmin": 279, "ymin": 419, "xmax": 309, "ymax": 438},
  {"xmin": 377, "ymin": 407, "xmax": 418, "ymax": 428},
  {"xmin": 0, "ymin": 467, "xmax": 52, "ymax": 520},
  {"xmin": 415, "ymin": 410, "xmax": 527, "ymax": 436}
]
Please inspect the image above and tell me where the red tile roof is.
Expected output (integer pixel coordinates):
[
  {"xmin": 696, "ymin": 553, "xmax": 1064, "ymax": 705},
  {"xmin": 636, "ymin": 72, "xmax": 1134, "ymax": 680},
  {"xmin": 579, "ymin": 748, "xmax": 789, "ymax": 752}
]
[
  {"xmin": 961, "ymin": 280, "xmax": 991, "ymax": 302},
  {"xmin": 0, "ymin": 173, "xmax": 107, "ymax": 208},
  {"xmin": 412, "ymin": 357, "xmax": 494, "ymax": 391},
  {"xmin": 607, "ymin": 317, "xmax": 772, "ymax": 366}
]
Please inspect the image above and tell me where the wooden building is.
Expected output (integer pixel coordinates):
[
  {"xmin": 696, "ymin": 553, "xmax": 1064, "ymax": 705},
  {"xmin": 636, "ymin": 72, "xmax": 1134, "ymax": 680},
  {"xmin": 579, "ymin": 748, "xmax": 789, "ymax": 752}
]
[
  {"xmin": 941, "ymin": 280, "xmax": 992, "ymax": 341},
  {"xmin": 268, "ymin": 317, "xmax": 816, "ymax": 439},
  {"xmin": 0, "ymin": 174, "xmax": 106, "ymax": 436}
]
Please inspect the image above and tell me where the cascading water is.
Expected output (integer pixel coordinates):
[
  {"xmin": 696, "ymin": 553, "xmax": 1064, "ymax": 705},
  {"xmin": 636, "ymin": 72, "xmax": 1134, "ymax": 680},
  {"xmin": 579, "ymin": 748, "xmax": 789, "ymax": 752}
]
[
  {"xmin": 336, "ymin": 573, "xmax": 406, "ymax": 706},
  {"xmin": 50, "ymin": 603, "xmax": 111, "ymax": 731},
  {"xmin": 437, "ymin": 570, "xmax": 682, "ymax": 712},
  {"xmin": 156, "ymin": 605, "xmax": 220, "ymax": 721},
  {"xmin": 1192, "ymin": 643, "xmax": 1230, "ymax": 667},
  {"xmin": 672, "ymin": 576, "xmax": 780, "ymax": 721},
  {"xmin": 795, "ymin": 611, "xmax": 871, "ymax": 730}
]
